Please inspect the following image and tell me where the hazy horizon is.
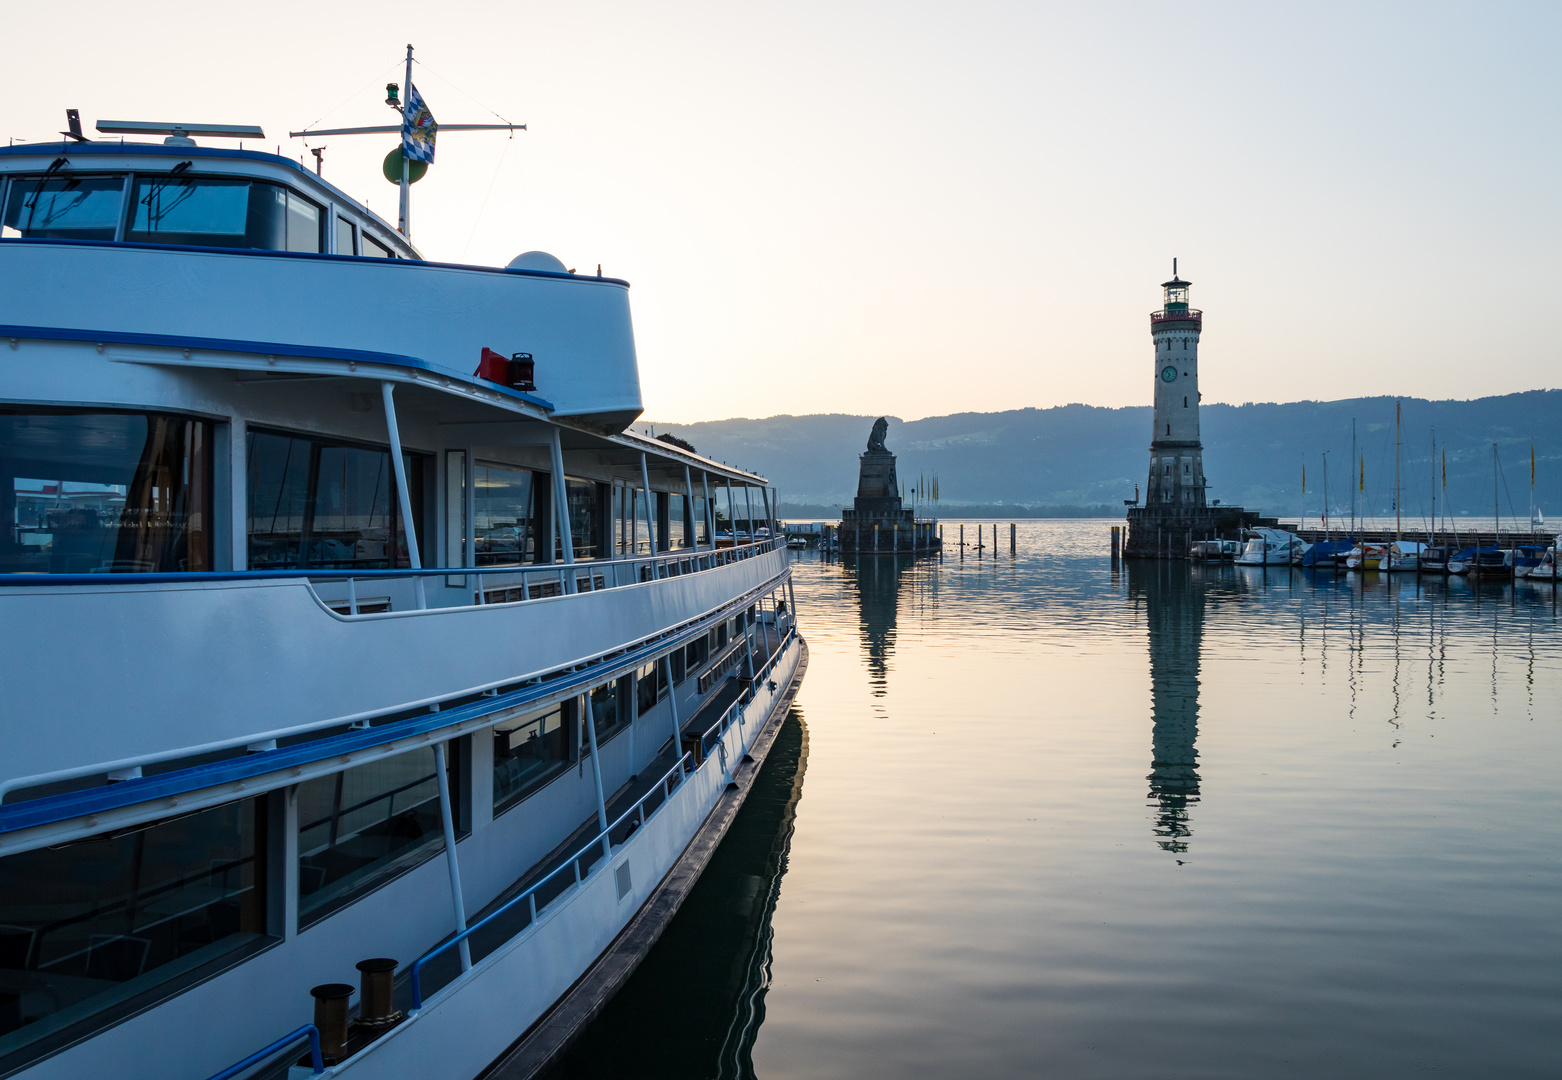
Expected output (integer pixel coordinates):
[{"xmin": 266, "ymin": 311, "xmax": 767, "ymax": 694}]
[{"xmin": 8, "ymin": 2, "xmax": 1559, "ymax": 423}]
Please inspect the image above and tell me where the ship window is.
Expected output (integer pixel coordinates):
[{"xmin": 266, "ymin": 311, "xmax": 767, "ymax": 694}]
[
  {"xmin": 0, "ymin": 407, "xmax": 212, "ymax": 574},
  {"xmin": 245, "ymin": 429, "xmax": 424, "ymax": 571},
  {"xmin": 335, "ymin": 215, "xmax": 356, "ymax": 255},
  {"xmin": 297, "ymin": 747, "xmax": 455, "ymax": 927},
  {"xmin": 0, "ymin": 797, "xmax": 270, "ymax": 1071},
  {"xmin": 684, "ymin": 636, "xmax": 709, "ymax": 673},
  {"xmin": 555, "ymin": 478, "xmax": 601, "ymax": 562},
  {"xmin": 589, "ymin": 676, "xmax": 629, "ymax": 737},
  {"xmin": 125, "ymin": 176, "xmax": 322, "ymax": 253},
  {"xmin": 637, "ymin": 661, "xmax": 668, "ymax": 716},
  {"xmin": 614, "ymin": 482, "xmax": 652, "ymax": 556},
  {"xmin": 362, "ymin": 232, "xmax": 392, "ymax": 258},
  {"xmin": 671, "ymin": 646, "xmax": 687, "ymax": 685},
  {"xmin": 493, "ymin": 703, "xmax": 571, "ymax": 814},
  {"xmin": 474, "ymin": 462, "xmax": 539, "ymax": 565},
  {"xmin": 1, "ymin": 174, "xmax": 125, "ymax": 241}
]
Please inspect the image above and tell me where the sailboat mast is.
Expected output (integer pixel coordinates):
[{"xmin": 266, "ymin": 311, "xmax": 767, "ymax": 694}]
[
  {"xmin": 398, "ymin": 43, "xmax": 414, "ymax": 238},
  {"xmin": 1323, "ymin": 452, "xmax": 1330, "ymax": 543},
  {"xmin": 1394, "ymin": 400, "xmax": 1401, "ymax": 543},
  {"xmin": 1430, "ymin": 428, "xmax": 1436, "ymax": 544},
  {"xmin": 1351, "ymin": 418, "xmax": 1356, "ymax": 540},
  {"xmin": 1494, "ymin": 443, "xmax": 1500, "ymax": 545}
]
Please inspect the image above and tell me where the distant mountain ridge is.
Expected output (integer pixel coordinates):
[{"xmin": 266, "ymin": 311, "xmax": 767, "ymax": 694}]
[{"xmin": 651, "ymin": 391, "xmax": 1562, "ymax": 522}]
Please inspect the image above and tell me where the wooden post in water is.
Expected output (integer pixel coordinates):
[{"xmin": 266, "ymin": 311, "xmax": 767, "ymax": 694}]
[
  {"xmin": 1111, "ymin": 525, "xmax": 1120, "ymax": 561},
  {"xmin": 959, "ymin": 523, "xmax": 964, "ymax": 559},
  {"xmin": 1010, "ymin": 523, "xmax": 1016, "ymax": 554}
]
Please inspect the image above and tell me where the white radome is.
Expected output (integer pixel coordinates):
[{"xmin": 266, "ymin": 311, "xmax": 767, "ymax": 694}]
[{"xmin": 507, "ymin": 250, "xmax": 569, "ymax": 272}]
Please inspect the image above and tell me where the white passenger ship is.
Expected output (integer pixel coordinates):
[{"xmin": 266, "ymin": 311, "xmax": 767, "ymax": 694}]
[{"xmin": 0, "ymin": 110, "xmax": 805, "ymax": 1080}]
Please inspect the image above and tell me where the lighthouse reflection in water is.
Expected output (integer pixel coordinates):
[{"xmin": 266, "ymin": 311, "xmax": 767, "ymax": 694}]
[{"xmin": 558, "ymin": 521, "xmax": 1562, "ymax": 1080}]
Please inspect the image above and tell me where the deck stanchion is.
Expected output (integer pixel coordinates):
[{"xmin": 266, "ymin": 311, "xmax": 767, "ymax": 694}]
[
  {"xmin": 433, "ymin": 740, "xmax": 471, "ymax": 971},
  {"xmin": 548, "ymin": 428, "xmax": 575, "ymax": 592},
  {"xmin": 663, "ymin": 653, "xmax": 684, "ymax": 774},
  {"xmin": 684, "ymin": 466, "xmax": 699, "ymax": 550},
  {"xmin": 379, "ymin": 382, "xmax": 426, "ymax": 609},
  {"xmin": 582, "ymin": 694, "xmax": 611, "ymax": 861},
  {"xmin": 640, "ymin": 453, "xmax": 657, "ymax": 555}
]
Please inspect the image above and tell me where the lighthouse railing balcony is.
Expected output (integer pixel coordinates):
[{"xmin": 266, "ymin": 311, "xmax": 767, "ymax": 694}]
[{"xmin": 1150, "ymin": 308, "xmax": 1202, "ymax": 325}]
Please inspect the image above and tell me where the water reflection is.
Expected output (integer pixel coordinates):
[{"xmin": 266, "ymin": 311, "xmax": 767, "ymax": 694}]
[
  {"xmin": 844, "ymin": 554, "xmax": 912, "ymax": 697},
  {"xmin": 547, "ymin": 713, "xmax": 809, "ymax": 1080},
  {"xmin": 1129, "ymin": 561, "xmax": 1204, "ymax": 854}
]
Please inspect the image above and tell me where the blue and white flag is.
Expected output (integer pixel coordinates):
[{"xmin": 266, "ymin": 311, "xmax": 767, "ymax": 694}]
[{"xmin": 402, "ymin": 83, "xmax": 438, "ymax": 163}]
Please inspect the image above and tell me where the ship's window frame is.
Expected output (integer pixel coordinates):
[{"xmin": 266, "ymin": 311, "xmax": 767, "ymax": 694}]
[
  {"xmin": 0, "ymin": 172, "xmax": 130, "ymax": 243},
  {"xmin": 0, "ymin": 796, "xmax": 276, "ymax": 1074},
  {"xmin": 335, "ymin": 214, "xmax": 357, "ymax": 256},
  {"xmin": 362, "ymin": 231, "xmax": 392, "ymax": 258},
  {"xmin": 244, "ymin": 425, "xmax": 427, "ymax": 572},
  {"xmin": 296, "ymin": 744, "xmax": 462, "ymax": 929},
  {"xmin": 123, "ymin": 173, "xmax": 324, "ymax": 253},
  {"xmin": 0, "ymin": 405, "xmax": 215, "ymax": 574},
  {"xmin": 492, "ymin": 702, "xmax": 575, "ymax": 816}
]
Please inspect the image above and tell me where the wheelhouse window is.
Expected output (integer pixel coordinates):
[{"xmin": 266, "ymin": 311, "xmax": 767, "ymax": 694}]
[
  {"xmin": 297, "ymin": 748, "xmax": 454, "ymax": 927},
  {"xmin": 126, "ymin": 176, "xmax": 321, "ymax": 252},
  {"xmin": 493, "ymin": 704, "xmax": 572, "ymax": 814},
  {"xmin": 1, "ymin": 175, "xmax": 125, "ymax": 241},
  {"xmin": 0, "ymin": 407, "xmax": 211, "ymax": 574},
  {"xmin": 245, "ymin": 430, "xmax": 423, "ymax": 570},
  {"xmin": 335, "ymin": 215, "xmax": 356, "ymax": 256},
  {"xmin": 362, "ymin": 233, "xmax": 392, "ymax": 258},
  {"xmin": 0, "ymin": 797, "xmax": 269, "ymax": 1071},
  {"xmin": 474, "ymin": 463, "xmax": 539, "ymax": 565}
]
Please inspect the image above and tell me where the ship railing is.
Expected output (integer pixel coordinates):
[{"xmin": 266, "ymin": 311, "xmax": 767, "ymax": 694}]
[
  {"xmin": 0, "ymin": 538, "xmax": 781, "ymax": 617},
  {"xmin": 204, "ymin": 1023, "xmax": 323, "ymax": 1080},
  {"xmin": 207, "ymin": 624, "xmax": 799, "ymax": 1079},
  {"xmin": 698, "ymin": 622, "xmax": 795, "ymax": 758},
  {"xmin": 407, "ymin": 751, "xmax": 694, "ymax": 1011}
]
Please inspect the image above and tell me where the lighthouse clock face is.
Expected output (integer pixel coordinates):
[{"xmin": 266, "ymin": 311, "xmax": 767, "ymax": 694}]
[{"xmin": 1160, "ymin": 365, "xmax": 1178, "ymax": 383}]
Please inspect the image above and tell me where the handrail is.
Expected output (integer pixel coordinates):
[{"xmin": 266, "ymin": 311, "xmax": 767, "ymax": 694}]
[
  {"xmin": 205, "ymin": 1023, "xmax": 323, "ymax": 1080},
  {"xmin": 0, "ymin": 538, "xmax": 780, "ymax": 592},
  {"xmin": 408, "ymin": 751, "xmax": 693, "ymax": 1010}
]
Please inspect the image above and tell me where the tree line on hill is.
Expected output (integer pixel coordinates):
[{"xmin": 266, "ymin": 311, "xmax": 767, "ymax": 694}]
[{"xmin": 650, "ymin": 390, "xmax": 1562, "ymax": 527}]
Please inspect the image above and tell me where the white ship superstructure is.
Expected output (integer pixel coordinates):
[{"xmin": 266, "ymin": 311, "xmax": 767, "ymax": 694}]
[{"xmin": 0, "ymin": 112, "xmax": 804, "ymax": 1080}]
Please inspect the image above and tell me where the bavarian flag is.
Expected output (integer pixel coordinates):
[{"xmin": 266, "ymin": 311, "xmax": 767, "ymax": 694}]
[{"xmin": 402, "ymin": 83, "xmax": 438, "ymax": 163}]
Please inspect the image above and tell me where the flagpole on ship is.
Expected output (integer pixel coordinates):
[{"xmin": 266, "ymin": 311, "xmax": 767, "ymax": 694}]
[{"xmin": 400, "ymin": 43, "xmax": 414, "ymax": 238}]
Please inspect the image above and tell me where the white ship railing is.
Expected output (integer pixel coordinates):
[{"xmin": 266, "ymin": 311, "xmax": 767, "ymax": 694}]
[
  {"xmin": 0, "ymin": 538, "xmax": 780, "ymax": 617},
  {"xmin": 407, "ymin": 750, "xmax": 694, "ymax": 1010}
]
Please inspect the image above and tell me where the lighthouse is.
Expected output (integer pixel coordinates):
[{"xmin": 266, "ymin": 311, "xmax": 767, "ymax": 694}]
[
  {"xmin": 1146, "ymin": 263, "xmax": 1205, "ymax": 509},
  {"xmin": 1123, "ymin": 261, "xmax": 1262, "ymax": 558}
]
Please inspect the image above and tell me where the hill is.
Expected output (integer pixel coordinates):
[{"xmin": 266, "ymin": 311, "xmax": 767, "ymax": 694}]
[{"xmin": 651, "ymin": 391, "xmax": 1562, "ymax": 523}]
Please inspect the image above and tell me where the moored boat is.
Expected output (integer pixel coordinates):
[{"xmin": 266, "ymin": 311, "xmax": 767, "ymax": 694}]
[
  {"xmin": 0, "ymin": 91, "xmax": 806, "ymax": 1080},
  {"xmin": 1235, "ymin": 527, "xmax": 1304, "ymax": 566}
]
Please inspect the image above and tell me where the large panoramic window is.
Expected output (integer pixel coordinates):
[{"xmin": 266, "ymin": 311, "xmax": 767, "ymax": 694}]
[
  {"xmin": 493, "ymin": 704, "xmax": 572, "ymax": 814},
  {"xmin": 474, "ymin": 462, "xmax": 539, "ymax": 565},
  {"xmin": 296, "ymin": 748, "xmax": 454, "ymax": 926},
  {"xmin": 0, "ymin": 798, "xmax": 269, "ymax": 1071},
  {"xmin": 1, "ymin": 175, "xmax": 125, "ymax": 241},
  {"xmin": 126, "ymin": 176, "xmax": 321, "ymax": 252},
  {"xmin": 245, "ymin": 429, "xmax": 423, "ymax": 570},
  {"xmin": 0, "ymin": 407, "xmax": 212, "ymax": 574}
]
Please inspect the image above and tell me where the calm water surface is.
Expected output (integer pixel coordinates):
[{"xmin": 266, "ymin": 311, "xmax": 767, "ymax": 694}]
[{"xmin": 554, "ymin": 520, "xmax": 1562, "ymax": 1079}]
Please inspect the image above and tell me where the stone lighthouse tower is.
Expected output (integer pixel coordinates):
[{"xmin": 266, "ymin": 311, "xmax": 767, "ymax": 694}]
[
  {"xmin": 1146, "ymin": 263, "xmax": 1205, "ymax": 509},
  {"xmin": 1124, "ymin": 261, "xmax": 1259, "ymax": 558}
]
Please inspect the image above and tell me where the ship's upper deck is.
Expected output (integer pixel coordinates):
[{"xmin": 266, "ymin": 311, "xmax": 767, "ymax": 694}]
[{"xmin": 0, "ymin": 141, "xmax": 644, "ymax": 428}]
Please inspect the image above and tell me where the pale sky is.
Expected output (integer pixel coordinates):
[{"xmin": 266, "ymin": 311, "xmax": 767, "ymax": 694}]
[{"xmin": 5, "ymin": 2, "xmax": 1558, "ymax": 423}]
